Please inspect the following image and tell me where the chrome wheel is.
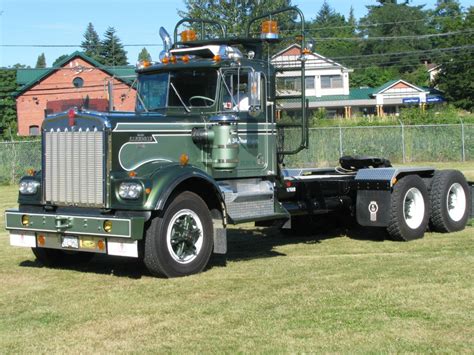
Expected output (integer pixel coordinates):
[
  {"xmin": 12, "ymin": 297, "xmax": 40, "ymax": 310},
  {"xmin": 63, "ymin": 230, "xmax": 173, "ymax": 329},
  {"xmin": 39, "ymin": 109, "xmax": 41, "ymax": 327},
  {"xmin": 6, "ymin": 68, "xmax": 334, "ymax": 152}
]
[
  {"xmin": 403, "ymin": 187, "xmax": 425, "ymax": 229},
  {"xmin": 166, "ymin": 209, "xmax": 203, "ymax": 264},
  {"xmin": 446, "ymin": 183, "xmax": 466, "ymax": 222}
]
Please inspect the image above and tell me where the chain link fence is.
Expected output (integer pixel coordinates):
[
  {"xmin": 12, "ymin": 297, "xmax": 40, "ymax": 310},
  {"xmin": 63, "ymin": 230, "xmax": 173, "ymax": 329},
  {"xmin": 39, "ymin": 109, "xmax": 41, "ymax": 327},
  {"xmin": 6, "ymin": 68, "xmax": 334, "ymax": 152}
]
[
  {"xmin": 283, "ymin": 123, "xmax": 474, "ymax": 167},
  {"xmin": 0, "ymin": 140, "xmax": 41, "ymax": 185},
  {"xmin": 0, "ymin": 124, "xmax": 472, "ymax": 184}
]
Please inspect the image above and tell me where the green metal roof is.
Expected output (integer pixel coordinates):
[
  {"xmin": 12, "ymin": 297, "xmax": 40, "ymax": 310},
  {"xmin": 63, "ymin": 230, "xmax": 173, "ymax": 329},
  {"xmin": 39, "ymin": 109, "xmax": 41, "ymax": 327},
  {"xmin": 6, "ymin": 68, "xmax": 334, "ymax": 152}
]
[
  {"xmin": 307, "ymin": 87, "xmax": 376, "ymax": 103},
  {"xmin": 15, "ymin": 51, "xmax": 137, "ymax": 96}
]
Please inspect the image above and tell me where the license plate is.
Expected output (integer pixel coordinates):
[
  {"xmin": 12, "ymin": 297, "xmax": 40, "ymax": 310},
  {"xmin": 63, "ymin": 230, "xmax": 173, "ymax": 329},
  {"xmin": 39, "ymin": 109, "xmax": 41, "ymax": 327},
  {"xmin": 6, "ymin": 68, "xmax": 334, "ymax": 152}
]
[{"xmin": 61, "ymin": 235, "xmax": 79, "ymax": 249}]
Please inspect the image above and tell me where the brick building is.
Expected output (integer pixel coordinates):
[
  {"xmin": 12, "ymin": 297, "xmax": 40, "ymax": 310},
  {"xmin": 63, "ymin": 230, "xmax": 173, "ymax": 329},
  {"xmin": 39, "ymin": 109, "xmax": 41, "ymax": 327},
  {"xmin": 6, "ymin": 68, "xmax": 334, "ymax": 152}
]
[{"xmin": 15, "ymin": 52, "xmax": 136, "ymax": 136}]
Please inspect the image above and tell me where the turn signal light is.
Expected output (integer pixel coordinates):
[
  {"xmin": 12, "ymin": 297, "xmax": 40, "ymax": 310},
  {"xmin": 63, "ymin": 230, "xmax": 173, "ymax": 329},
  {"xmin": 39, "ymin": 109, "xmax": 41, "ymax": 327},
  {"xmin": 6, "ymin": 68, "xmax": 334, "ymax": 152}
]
[
  {"xmin": 103, "ymin": 220, "xmax": 113, "ymax": 233},
  {"xmin": 97, "ymin": 240, "xmax": 105, "ymax": 251},
  {"xmin": 213, "ymin": 55, "xmax": 221, "ymax": 62},
  {"xmin": 37, "ymin": 235, "xmax": 46, "ymax": 246},
  {"xmin": 21, "ymin": 215, "xmax": 30, "ymax": 226}
]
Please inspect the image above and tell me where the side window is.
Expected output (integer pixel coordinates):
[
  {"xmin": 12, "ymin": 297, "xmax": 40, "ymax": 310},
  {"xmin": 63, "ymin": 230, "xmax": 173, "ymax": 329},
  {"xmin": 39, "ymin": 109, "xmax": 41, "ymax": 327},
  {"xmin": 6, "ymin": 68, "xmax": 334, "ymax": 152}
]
[{"xmin": 222, "ymin": 71, "xmax": 249, "ymax": 112}]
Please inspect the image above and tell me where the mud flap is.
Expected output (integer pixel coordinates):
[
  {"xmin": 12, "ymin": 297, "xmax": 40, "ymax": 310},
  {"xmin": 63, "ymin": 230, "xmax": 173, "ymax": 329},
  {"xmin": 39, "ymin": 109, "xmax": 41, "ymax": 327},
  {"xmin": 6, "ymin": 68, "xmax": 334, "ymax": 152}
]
[
  {"xmin": 213, "ymin": 217, "xmax": 227, "ymax": 254},
  {"xmin": 356, "ymin": 190, "xmax": 391, "ymax": 227}
]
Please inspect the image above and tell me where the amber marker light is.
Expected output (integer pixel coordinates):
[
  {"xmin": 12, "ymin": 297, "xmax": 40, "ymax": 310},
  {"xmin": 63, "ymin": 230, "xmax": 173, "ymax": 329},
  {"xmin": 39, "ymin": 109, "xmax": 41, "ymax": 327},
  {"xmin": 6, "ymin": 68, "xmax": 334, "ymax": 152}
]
[
  {"xmin": 128, "ymin": 171, "xmax": 137, "ymax": 178},
  {"xmin": 27, "ymin": 168, "xmax": 36, "ymax": 176},
  {"xmin": 21, "ymin": 215, "xmax": 30, "ymax": 226},
  {"xmin": 145, "ymin": 188, "xmax": 152, "ymax": 195},
  {"xmin": 213, "ymin": 55, "xmax": 221, "ymax": 62},
  {"xmin": 103, "ymin": 220, "xmax": 113, "ymax": 233},
  {"xmin": 162, "ymin": 57, "xmax": 170, "ymax": 64},
  {"xmin": 37, "ymin": 235, "xmax": 46, "ymax": 246},
  {"xmin": 179, "ymin": 153, "xmax": 189, "ymax": 166},
  {"xmin": 182, "ymin": 55, "xmax": 190, "ymax": 63},
  {"xmin": 97, "ymin": 240, "xmax": 105, "ymax": 251},
  {"xmin": 261, "ymin": 20, "xmax": 279, "ymax": 39},
  {"xmin": 181, "ymin": 29, "xmax": 197, "ymax": 42},
  {"xmin": 170, "ymin": 55, "xmax": 177, "ymax": 63},
  {"xmin": 302, "ymin": 48, "xmax": 312, "ymax": 55}
]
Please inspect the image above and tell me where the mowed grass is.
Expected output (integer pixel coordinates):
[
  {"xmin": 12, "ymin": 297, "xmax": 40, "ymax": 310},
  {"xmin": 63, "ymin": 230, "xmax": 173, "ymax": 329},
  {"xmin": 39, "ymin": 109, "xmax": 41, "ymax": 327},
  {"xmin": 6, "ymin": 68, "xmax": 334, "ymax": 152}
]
[{"xmin": 1, "ymin": 168, "xmax": 473, "ymax": 353}]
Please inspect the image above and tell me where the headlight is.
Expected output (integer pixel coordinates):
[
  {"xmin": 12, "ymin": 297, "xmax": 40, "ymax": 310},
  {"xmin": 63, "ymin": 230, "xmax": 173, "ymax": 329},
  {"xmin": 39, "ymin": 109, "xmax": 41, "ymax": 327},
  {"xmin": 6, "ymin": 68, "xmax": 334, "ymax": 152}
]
[
  {"xmin": 19, "ymin": 180, "xmax": 40, "ymax": 195},
  {"xmin": 118, "ymin": 182, "xmax": 143, "ymax": 200}
]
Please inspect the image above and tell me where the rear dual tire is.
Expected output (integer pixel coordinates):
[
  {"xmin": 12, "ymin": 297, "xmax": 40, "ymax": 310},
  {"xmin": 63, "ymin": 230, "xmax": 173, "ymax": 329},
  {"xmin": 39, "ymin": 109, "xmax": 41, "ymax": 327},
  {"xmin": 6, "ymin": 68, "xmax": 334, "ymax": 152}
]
[
  {"xmin": 429, "ymin": 170, "xmax": 470, "ymax": 233},
  {"xmin": 387, "ymin": 175, "xmax": 430, "ymax": 241}
]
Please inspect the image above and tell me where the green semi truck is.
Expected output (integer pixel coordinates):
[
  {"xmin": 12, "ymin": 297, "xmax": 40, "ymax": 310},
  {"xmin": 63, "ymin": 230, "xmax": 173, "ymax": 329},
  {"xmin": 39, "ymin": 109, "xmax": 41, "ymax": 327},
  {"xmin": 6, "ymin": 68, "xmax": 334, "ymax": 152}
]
[{"xmin": 5, "ymin": 7, "xmax": 472, "ymax": 277}]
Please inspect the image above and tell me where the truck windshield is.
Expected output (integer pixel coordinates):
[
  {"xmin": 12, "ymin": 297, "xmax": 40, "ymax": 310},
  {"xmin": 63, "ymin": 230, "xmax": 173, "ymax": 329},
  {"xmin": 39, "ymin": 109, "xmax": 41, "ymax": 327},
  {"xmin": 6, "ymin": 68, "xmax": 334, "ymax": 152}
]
[{"xmin": 136, "ymin": 69, "xmax": 218, "ymax": 112}]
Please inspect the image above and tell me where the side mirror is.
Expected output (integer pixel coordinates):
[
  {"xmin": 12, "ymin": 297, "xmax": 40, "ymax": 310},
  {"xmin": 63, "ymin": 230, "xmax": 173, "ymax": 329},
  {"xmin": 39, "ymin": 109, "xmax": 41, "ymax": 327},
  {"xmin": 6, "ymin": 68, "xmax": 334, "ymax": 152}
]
[{"xmin": 248, "ymin": 71, "xmax": 262, "ymax": 117}]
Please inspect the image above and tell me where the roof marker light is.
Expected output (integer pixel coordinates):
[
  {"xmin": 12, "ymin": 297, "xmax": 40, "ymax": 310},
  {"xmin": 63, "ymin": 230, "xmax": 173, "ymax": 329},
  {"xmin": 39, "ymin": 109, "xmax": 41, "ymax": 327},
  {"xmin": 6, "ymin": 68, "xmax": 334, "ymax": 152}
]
[
  {"xmin": 261, "ymin": 20, "xmax": 279, "ymax": 39},
  {"xmin": 181, "ymin": 29, "xmax": 196, "ymax": 42}
]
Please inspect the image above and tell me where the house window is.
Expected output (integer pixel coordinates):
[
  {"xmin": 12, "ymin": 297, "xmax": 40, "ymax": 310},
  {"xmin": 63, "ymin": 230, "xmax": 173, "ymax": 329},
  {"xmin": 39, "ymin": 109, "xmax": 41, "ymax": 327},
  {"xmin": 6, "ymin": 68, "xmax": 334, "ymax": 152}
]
[
  {"xmin": 73, "ymin": 77, "xmax": 84, "ymax": 88},
  {"xmin": 29, "ymin": 125, "xmax": 40, "ymax": 136},
  {"xmin": 277, "ymin": 76, "xmax": 315, "ymax": 92},
  {"xmin": 321, "ymin": 75, "xmax": 343, "ymax": 89}
]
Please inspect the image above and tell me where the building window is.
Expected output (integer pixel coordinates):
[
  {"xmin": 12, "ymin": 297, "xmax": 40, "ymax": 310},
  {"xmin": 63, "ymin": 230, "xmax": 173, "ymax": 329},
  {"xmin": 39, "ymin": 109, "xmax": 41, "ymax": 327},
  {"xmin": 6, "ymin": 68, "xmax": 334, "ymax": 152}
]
[
  {"xmin": 29, "ymin": 125, "xmax": 40, "ymax": 136},
  {"xmin": 277, "ymin": 76, "xmax": 315, "ymax": 92},
  {"xmin": 321, "ymin": 75, "xmax": 343, "ymax": 89},
  {"xmin": 73, "ymin": 77, "xmax": 84, "ymax": 88}
]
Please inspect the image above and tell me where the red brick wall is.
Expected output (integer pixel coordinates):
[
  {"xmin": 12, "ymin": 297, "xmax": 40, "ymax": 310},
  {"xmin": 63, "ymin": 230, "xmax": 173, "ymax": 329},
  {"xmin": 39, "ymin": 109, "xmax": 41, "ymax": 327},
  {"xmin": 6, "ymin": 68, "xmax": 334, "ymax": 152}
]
[{"xmin": 16, "ymin": 57, "xmax": 136, "ymax": 136}]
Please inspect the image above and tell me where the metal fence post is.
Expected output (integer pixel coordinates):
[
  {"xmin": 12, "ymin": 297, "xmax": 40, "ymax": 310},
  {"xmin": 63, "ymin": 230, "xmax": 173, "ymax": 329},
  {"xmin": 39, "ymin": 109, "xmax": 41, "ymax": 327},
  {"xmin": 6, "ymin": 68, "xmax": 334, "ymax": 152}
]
[
  {"xmin": 398, "ymin": 119, "xmax": 406, "ymax": 163},
  {"xmin": 459, "ymin": 118, "xmax": 466, "ymax": 162},
  {"xmin": 339, "ymin": 125, "xmax": 343, "ymax": 157}
]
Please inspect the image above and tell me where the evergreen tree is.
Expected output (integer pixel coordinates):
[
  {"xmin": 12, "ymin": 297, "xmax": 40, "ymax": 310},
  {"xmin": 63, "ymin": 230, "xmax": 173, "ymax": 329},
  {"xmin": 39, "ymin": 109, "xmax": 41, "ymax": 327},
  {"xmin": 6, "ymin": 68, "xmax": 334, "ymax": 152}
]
[
  {"xmin": 0, "ymin": 69, "xmax": 18, "ymax": 139},
  {"xmin": 99, "ymin": 27, "xmax": 128, "ymax": 66},
  {"xmin": 52, "ymin": 54, "xmax": 70, "ymax": 67},
  {"xmin": 359, "ymin": 1, "xmax": 430, "ymax": 73},
  {"xmin": 81, "ymin": 23, "xmax": 101, "ymax": 61},
  {"xmin": 35, "ymin": 53, "xmax": 46, "ymax": 68},
  {"xmin": 138, "ymin": 47, "xmax": 152, "ymax": 62},
  {"xmin": 308, "ymin": 2, "xmax": 360, "ymax": 61},
  {"xmin": 178, "ymin": 0, "xmax": 294, "ymax": 38},
  {"xmin": 435, "ymin": 6, "xmax": 474, "ymax": 110}
]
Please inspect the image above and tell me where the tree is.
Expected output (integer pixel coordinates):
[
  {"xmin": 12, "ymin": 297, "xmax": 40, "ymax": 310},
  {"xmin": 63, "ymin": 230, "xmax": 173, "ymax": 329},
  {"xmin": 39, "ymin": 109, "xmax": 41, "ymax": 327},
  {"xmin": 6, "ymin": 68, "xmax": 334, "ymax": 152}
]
[
  {"xmin": 435, "ymin": 6, "xmax": 474, "ymax": 110},
  {"xmin": 308, "ymin": 1, "xmax": 361, "ymax": 60},
  {"xmin": 0, "ymin": 69, "xmax": 18, "ymax": 139},
  {"xmin": 359, "ymin": 1, "xmax": 430, "ymax": 72},
  {"xmin": 138, "ymin": 47, "xmax": 152, "ymax": 62},
  {"xmin": 178, "ymin": 0, "xmax": 294, "ymax": 38},
  {"xmin": 81, "ymin": 23, "xmax": 101, "ymax": 62},
  {"xmin": 52, "ymin": 54, "xmax": 70, "ymax": 67},
  {"xmin": 99, "ymin": 27, "xmax": 128, "ymax": 66},
  {"xmin": 35, "ymin": 53, "xmax": 46, "ymax": 68}
]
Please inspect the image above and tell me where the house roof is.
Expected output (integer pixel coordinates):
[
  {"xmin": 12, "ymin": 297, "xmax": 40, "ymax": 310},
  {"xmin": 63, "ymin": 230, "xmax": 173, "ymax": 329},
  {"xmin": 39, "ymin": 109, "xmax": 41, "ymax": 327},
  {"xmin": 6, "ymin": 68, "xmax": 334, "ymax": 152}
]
[
  {"xmin": 15, "ymin": 51, "xmax": 136, "ymax": 96},
  {"xmin": 271, "ymin": 44, "xmax": 351, "ymax": 72},
  {"xmin": 374, "ymin": 79, "xmax": 427, "ymax": 94}
]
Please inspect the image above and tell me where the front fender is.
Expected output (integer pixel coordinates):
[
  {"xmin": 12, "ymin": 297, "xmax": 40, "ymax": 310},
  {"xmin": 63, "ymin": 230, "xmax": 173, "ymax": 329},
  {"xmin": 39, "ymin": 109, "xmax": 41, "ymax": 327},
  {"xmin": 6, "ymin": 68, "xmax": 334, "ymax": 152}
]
[{"xmin": 144, "ymin": 164, "xmax": 224, "ymax": 211}]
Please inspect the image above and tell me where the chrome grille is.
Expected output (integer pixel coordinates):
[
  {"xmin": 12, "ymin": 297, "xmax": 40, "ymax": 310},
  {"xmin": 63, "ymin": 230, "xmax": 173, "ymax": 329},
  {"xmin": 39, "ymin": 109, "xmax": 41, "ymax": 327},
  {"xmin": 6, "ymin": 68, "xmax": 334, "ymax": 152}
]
[{"xmin": 44, "ymin": 129, "xmax": 104, "ymax": 206}]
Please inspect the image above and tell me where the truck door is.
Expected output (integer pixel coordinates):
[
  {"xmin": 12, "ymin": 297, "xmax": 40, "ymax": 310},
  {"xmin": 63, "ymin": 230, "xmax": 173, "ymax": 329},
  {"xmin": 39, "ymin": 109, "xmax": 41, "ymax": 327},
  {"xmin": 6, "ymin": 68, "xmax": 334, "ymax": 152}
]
[{"xmin": 220, "ymin": 68, "xmax": 273, "ymax": 176}]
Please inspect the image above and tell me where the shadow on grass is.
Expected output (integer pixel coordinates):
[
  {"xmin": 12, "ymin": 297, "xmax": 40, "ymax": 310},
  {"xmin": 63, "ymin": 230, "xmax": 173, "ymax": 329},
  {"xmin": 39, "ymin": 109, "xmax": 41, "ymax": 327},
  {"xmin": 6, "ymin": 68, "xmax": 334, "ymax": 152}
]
[
  {"xmin": 19, "ymin": 255, "xmax": 148, "ymax": 279},
  {"xmin": 18, "ymin": 217, "xmax": 389, "ymax": 278}
]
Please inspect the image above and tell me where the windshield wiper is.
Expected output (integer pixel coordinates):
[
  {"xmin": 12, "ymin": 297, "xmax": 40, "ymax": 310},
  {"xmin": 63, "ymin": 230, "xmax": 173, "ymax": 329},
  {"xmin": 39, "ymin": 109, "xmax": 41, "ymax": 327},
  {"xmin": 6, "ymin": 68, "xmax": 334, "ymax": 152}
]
[{"xmin": 170, "ymin": 82, "xmax": 191, "ymax": 113}]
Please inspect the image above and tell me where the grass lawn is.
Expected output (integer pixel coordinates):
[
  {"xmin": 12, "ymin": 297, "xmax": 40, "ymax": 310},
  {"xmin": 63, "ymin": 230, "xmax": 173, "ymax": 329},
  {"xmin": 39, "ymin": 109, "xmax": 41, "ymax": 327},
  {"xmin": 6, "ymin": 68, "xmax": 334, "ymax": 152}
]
[{"xmin": 1, "ymin": 167, "xmax": 473, "ymax": 353}]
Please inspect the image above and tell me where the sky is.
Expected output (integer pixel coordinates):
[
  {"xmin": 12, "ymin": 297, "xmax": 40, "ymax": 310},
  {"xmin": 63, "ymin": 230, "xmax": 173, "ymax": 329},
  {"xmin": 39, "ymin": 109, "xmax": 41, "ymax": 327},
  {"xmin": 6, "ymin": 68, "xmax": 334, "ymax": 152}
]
[{"xmin": 0, "ymin": 0, "xmax": 472, "ymax": 68}]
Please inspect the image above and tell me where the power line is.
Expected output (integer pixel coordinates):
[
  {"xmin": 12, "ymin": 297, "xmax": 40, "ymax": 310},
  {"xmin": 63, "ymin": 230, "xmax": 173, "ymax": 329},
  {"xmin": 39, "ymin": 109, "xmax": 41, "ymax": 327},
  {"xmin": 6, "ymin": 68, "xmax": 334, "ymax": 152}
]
[{"xmin": 0, "ymin": 43, "xmax": 162, "ymax": 48}]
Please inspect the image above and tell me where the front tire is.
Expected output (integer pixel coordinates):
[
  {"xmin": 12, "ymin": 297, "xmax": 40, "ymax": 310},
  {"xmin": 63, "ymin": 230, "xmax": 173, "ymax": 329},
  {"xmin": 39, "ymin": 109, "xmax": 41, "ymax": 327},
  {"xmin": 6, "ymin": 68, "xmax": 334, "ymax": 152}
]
[
  {"xmin": 144, "ymin": 191, "xmax": 213, "ymax": 278},
  {"xmin": 430, "ymin": 170, "xmax": 470, "ymax": 232},
  {"xmin": 387, "ymin": 175, "xmax": 430, "ymax": 241}
]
